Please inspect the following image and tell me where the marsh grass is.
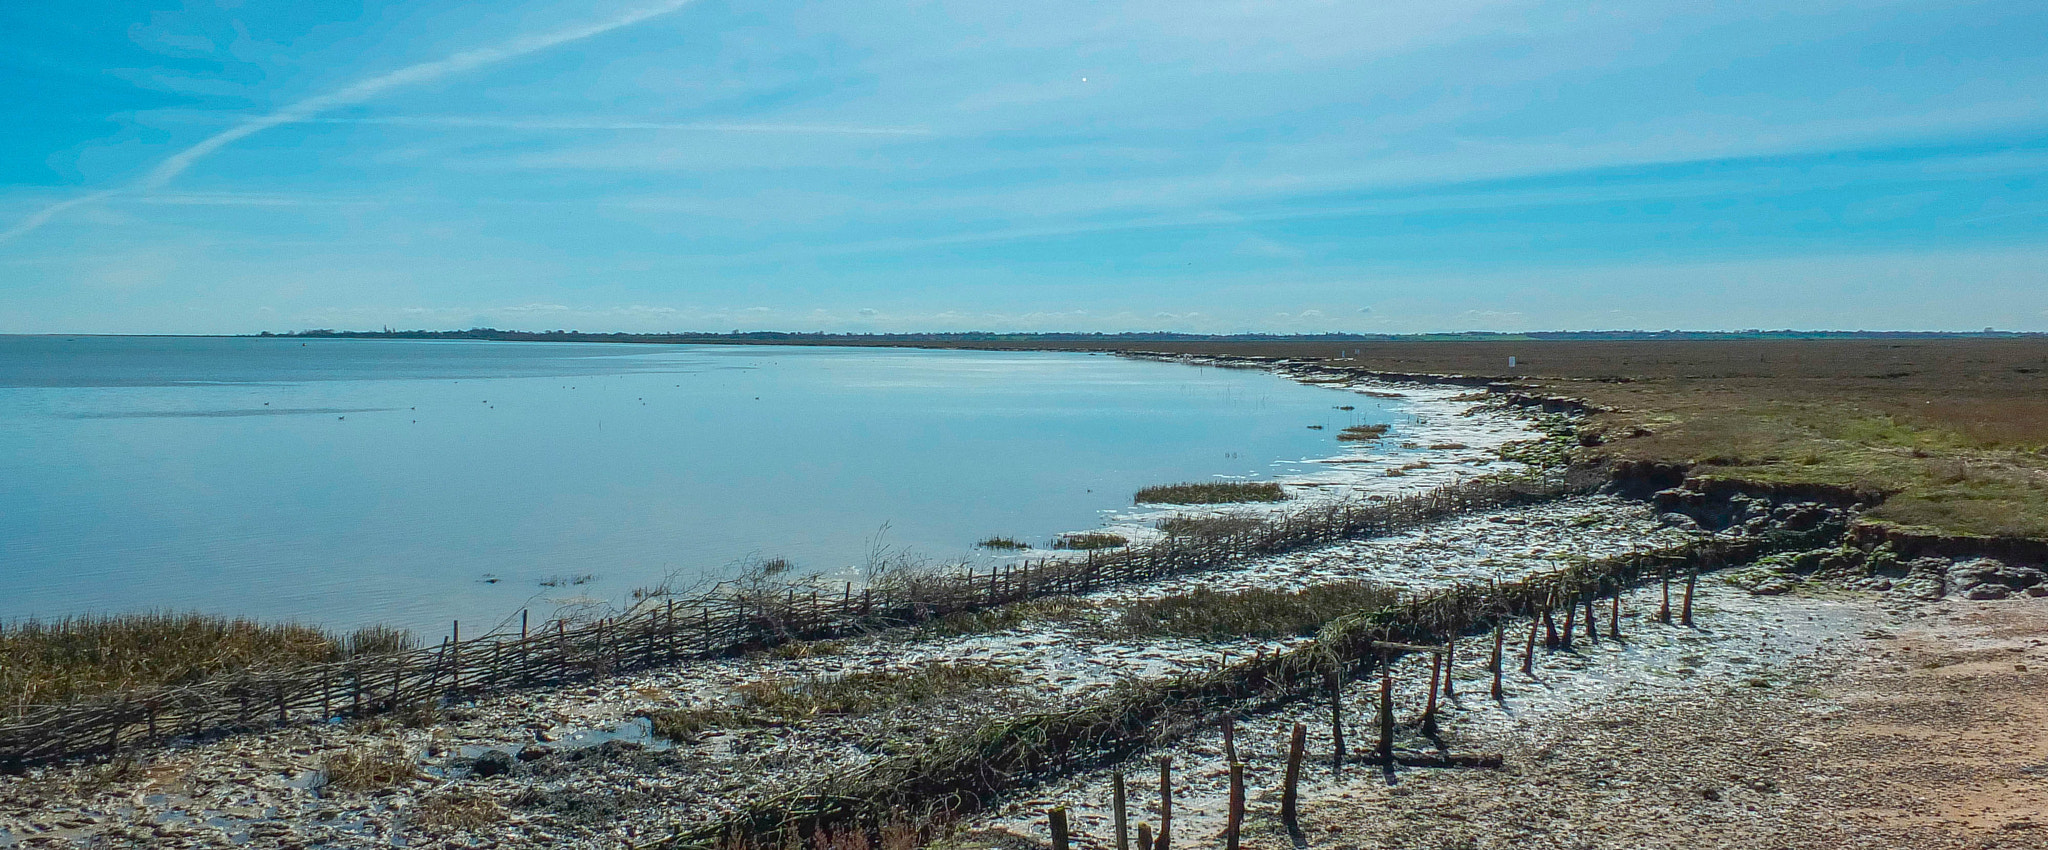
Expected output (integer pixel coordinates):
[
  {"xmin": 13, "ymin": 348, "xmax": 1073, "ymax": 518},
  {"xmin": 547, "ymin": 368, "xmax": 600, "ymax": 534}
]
[
  {"xmin": 1156, "ymin": 513, "xmax": 1264, "ymax": 541},
  {"xmin": 649, "ymin": 662, "xmax": 1019, "ymax": 739},
  {"xmin": 410, "ymin": 788, "xmax": 506, "ymax": 830},
  {"xmin": 320, "ymin": 743, "xmax": 421, "ymax": 792},
  {"xmin": 1110, "ymin": 582, "xmax": 1400, "ymax": 640},
  {"xmin": 975, "ymin": 537, "xmax": 1031, "ymax": 550},
  {"xmin": 922, "ymin": 596, "xmax": 1098, "ymax": 637},
  {"xmin": 1337, "ymin": 423, "xmax": 1391, "ymax": 441},
  {"xmin": 1133, "ymin": 481, "xmax": 1286, "ymax": 504},
  {"xmin": 1051, "ymin": 532, "xmax": 1127, "ymax": 550},
  {"xmin": 0, "ymin": 613, "xmax": 413, "ymax": 708}
]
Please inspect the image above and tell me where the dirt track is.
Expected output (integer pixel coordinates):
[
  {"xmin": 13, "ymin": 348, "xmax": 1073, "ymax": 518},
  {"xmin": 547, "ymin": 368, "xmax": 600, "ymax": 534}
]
[{"xmin": 1291, "ymin": 597, "xmax": 2048, "ymax": 850}]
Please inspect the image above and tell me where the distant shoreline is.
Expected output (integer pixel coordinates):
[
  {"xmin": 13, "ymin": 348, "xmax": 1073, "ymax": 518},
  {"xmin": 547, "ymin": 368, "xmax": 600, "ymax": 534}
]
[{"xmin": 242, "ymin": 328, "xmax": 2044, "ymax": 343}]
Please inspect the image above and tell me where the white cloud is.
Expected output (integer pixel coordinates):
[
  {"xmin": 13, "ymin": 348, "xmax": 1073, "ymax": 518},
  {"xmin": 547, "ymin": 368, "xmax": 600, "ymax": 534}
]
[{"xmin": 2, "ymin": 0, "xmax": 706, "ymax": 243}]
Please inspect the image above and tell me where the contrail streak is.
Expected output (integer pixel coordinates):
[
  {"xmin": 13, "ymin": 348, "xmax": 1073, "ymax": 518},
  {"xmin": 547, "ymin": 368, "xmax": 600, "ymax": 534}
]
[
  {"xmin": 0, "ymin": 191, "xmax": 119, "ymax": 244},
  {"xmin": 1, "ymin": 0, "xmax": 700, "ymax": 243}
]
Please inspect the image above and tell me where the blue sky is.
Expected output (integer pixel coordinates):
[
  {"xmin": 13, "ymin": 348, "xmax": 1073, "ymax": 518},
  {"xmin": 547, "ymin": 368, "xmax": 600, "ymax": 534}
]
[{"xmin": 3, "ymin": 0, "xmax": 2046, "ymax": 334}]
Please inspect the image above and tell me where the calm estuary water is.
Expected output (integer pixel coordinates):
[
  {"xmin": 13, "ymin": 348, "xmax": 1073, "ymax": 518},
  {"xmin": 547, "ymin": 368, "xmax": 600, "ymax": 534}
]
[{"xmin": 0, "ymin": 337, "xmax": 1395, "ymax": 636}]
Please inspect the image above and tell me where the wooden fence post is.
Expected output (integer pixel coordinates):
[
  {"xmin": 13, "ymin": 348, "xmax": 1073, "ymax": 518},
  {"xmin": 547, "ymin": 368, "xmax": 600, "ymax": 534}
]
[
  {"xmin": 1049, "ymin": 806, "xmax": 1071, "ymax": 850},
  {"xmin": 1490, "ymin": 623, "xmax": 1505, "ymax": 700},
  {"xmin": 1225, "ymin": 761, "xmax": 1244, "ymax": 850},
  {"xmin": 1422, "ymin": 654, "xmax": 1442, "ymax": 737},
  {"xmin": 1328, "ymin": 669, "xmax": 1345, "ymax": 772},
  {"xmin": 1542, "ymin": 596, "xmax": 1559, "ymax": 648},
  {"xmin": 1111, "ymin": 770, "xmax": 1129, "ymax": 850},
  {"xmin": 1609, "ymin": 593, "xmax": 1622, "ymax": 640},
  {"xmin": 1157, "ymin": 756, "xmax": 1172, "ymax": 850},
  {"xmin": 1582, "ymin": 595, "xmax": 1598, "ymax": 643},
  {"xmin": 1443, "ymin": 633, "xmax": 1457, "ymax": 699},
  {"xmin": 1222, "ymin": 716, "xmax": 1236, "ymax": 764},
  {"xmin": 1377, "ymin": 662, "xmax": 1394, "ymax": 762},
  {"xmin": 1559, "ymin": 598, "xmax": 1576, "ymax": 650},
  {"xmin": 1682, "ymin": 568, "xmax": 1698, "ymax": 626},
  {"xmin": 1659, "ymin": 568, "xmax": 1673, "ymax": 624},
  {"xmin": 1522, "ymin": 614, "xmax": 1539, "ymax": 675},
  {"xmin": 1281, "ymin": 722, "xmax": 1306, "ymax": 825},
  {"xmin": 1137, "ymin": 823, "xmax": 1153, "ymax": 850}
]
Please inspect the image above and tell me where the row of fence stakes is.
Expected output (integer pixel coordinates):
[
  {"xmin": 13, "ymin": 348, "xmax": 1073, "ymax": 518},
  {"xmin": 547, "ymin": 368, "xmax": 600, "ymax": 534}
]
[{"xmin": 1048, "ymin": 571, "xmax": 1719, "ymax": 849}]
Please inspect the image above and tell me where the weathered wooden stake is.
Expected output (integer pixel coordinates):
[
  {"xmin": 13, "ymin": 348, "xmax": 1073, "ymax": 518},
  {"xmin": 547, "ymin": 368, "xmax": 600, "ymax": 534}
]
[
  {"xmin": 1137, "ymin": 823, "xmax": 1153, "ymax": 850},
  {"xmin": 1327, "ymin": 670, "xmax": 1345, "ymax": 772},
  {"xmin": 1559, "ymin": 598, "xmax": 1576, "ymax": 650},
  {"xmin": 451, "ymin": 621, "xmax": 461, "ymax": 692},
  {"xmin": 1157, "ymin": 755, "xmax": 1172, "ymax": 850},
  {"xmin": 1490, "ymin": 623, "xmax": 1505, "ymax": 700},
  {"xmin": 1049, "ymin": 806, "xmax": 1071, "ymax": 850},
  {"xmin": 1522, "ymin": 614, "xmax": 1539, "ymax": 675},
  {"xmin": 1682, "ymin": 568, "xmax": 1698, "ymax": 626},
  {"xmin": 1422, "ymin": 654, "xmax": 1442, "ymax": 737},
  {"xmin": 1542, "ymin": 596, "xmax": 1559, "ymax": 648},
  {"xmin": 1377, "ymin": 662, "xmax": 1395, "ymax": 761},
  {"xmin": 1111, "ymin": 770, "xmax": 1129, "ymax": 850},
  {"xmin": 1225, "ymin": 761, "xmax": 1245, "ymax": 850},
  {"xmin": 1222, "ymin": 716, "xmax": 1236, "ymax": 765},
  {"xmin": 1659, "ymin": 568, "xmax": 1673, "ymax": 624},
  {"xmin": 1609, "ymin": 592, "xmax": 1622, "ymax": 640},
  {"xmin": 1583, "ymin": 595, "xmax": 1599, "ymax": 643},
  {"xmin": 1280, "ymin": 722, "xmax": 1306, "ymax": 825},
  {"xmin": 1443, "ymin": 633, "xmax": 1457, "ymax": 699}
]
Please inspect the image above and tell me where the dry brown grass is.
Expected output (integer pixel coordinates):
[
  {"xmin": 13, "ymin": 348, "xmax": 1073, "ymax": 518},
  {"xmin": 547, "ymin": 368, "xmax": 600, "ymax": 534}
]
[
  {"xmin": 1156, "ymin": 513, "xmax": 1265, "ymax": 541},
  {"xmin": 1112, "ymin": 582, "xmax": 1400, "ymax": 640},
  {"xmin": 649, "ymin": 662, "xmax": 1021, "ymax": 739},
  {"xmin": 410, "ymin": 787, "xmax": 506, "ymax": 830},
  {"xmin": 0, "ymin": 613, "xmax": 416, "ymax": 709},
  {"xmin": 320, "ymin": 743, "xmax": 421, "ymax": 792}
]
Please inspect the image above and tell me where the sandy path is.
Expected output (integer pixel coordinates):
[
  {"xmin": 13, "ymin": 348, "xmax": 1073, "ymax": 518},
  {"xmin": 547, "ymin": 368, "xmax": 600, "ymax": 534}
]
[{"xmin": 1261, "ymin": 596, "xmax": 2048, "ymax": 850}]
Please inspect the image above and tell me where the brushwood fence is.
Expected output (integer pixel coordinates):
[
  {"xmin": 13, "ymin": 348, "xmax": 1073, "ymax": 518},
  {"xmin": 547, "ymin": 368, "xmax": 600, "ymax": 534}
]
[
  {"xmin": 0, "ymin": 471, "xmax": 1592, "ymax": 769},
  {"xmin": 649, "ymin": 521, "xmax": 1839, "ymax": 850}
]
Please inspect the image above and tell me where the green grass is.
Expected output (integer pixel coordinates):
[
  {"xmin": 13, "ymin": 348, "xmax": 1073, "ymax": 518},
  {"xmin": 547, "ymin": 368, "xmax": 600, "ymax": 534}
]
[
  {"xmin": 1112, "ymin": 582, "xmax": 1400, "ymax": 640},
  {"xmin": 0, "ymin": 613, "xmax": 418, "ymax": 708},
  {"xmin": 1337, "ymin": 423, "xmax": 1391, "ymax": 441},
  {"xmin": 1134, "ymin": 481, "xmax": 1287, "ymax": 504},
  {"xmin": 1596, "ymin": 401, "xmax": 2048, "ymax": 537},
  {"xmin": 1052, "ymin": 532, "xmax": 1128, "ymax": 550},
  {"xmin": 648, "ymin": 662, "xmax": 1020, "ymax": 739}
]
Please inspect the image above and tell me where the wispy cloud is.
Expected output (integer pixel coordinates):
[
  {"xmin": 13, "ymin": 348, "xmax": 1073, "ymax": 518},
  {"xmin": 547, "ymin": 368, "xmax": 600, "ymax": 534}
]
[
  {"xmin": 297, "ymin": 115, "xmax": 931, "ymax": 136},
  {"xmin": 0, "ymin": 191, "xmax": 120, "ymax": 243},
  {"xmin": 1, "ymin": 0, "xmax": 704, "ymax": 244}
]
